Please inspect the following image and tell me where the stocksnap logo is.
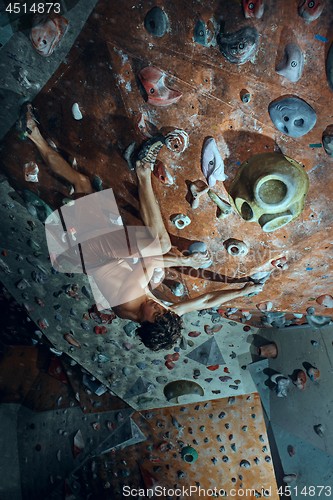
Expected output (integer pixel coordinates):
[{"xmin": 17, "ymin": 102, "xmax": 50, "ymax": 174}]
[{"xmin": 45, "ymin": 189, "xmax": 162, "ymax": 310}]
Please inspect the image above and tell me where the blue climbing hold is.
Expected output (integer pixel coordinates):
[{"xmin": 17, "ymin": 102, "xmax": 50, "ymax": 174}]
[{"xmin": 144, "ymin": 7, "xmax": 169, "ymax": 38}]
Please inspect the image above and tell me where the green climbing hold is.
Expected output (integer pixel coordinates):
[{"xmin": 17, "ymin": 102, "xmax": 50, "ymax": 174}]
[{"xmin": 181, "ymin": 446, "xmax": 198, "ymax": 463}]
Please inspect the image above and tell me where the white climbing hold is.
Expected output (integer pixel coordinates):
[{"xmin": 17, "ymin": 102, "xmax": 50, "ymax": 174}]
[
  {"xmin": 171, "ymin": 214, "xmax": 191, "ymax": 229},
  {"xmin": 72, "ymin": 103, "xmax": 83, "ymax": 120}
]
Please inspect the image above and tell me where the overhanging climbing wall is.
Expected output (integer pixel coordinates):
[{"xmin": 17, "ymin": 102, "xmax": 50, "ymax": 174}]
[{"xmin": 1, "ymin": 0, "xmax": 333, "ymax": 319}]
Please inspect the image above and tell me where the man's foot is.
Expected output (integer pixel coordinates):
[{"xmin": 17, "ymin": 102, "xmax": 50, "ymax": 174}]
[
  {"xmin": 124, "ymin": 135, "xmax": 166, "ymax": 171},
  {"xmin": 137, "ymin": 134, "xmax": 165, "ymax": 165},
  {"xmin": 17, "ymin": 103, "xmax": 43, "ymax": 145}
]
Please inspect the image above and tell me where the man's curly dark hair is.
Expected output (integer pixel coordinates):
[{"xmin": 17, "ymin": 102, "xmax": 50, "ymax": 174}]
[{"xmin": 136, "ymin": 311, "xmax": 183, "ymax": 351}]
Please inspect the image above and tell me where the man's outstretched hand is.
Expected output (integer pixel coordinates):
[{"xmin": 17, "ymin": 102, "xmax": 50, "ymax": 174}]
[{"xmin": 136, "ymin": 160, "xmax": 153, "ymax": 180}]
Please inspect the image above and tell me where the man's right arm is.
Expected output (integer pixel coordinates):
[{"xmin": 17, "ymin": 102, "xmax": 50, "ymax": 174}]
[{"xmin": 171, "ymin": 283, "xmax": 263, "ymax": 316}]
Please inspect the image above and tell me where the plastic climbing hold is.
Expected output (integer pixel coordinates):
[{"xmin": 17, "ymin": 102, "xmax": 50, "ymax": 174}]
[
  {"xmin": 163, "ymin": 380, "xmax": 204, "ymax": 401},
  {"xmin": 271, "ymin": 256, "xmax": 288, "ymax": 270},
  {"xmin": 138, "ymin": 66, "xmax": 182, "ymax": 107},
  {"xmin": 193, "ymin": 18, "xmax": 217, "ymax": 47},
  {"xmin": 165, "ymin": 129, "xmax": 189, "ymax": 153},
  {"xmin": 276, "ymin": 43, "xmax": 304, "ymax": 83},
  {"xmin": 240, "ymin": 89, "xmax": 251, "ymax": 103},
  {"xmin": 181, "ymin": 446, "xmax": 198, "ymax": 463},
  {"xmin": 204, "ymin": 324, "xmax": 222, "ymax": 335},
  {"xmin": 153, "ymin": 160, "xmax": 173, "ymax": 185},
  {"xmin": 271, "ymin": 373, "xmax": 290, "ymax": 397},
  {"xmin": 307, "ymin": 366, "xmax": 320, "ymax": 381},
  {"xmin": 188, "ymin": 241, "xmax": 212, "ymax": 269},
  {"xmin": 30, "ymin": 14, "xmax": 69, "ymax": 57},
  {"xmin": 171, "ymin": 214, "xmax": 191, "ymax": 230},
  {"xmin": 326, "ymin": 42, "xmax": 333, "ymax": 92},
  {"xmin": 316, "ymin": 294, "xmax": 333, "ymax": 308},
  {"xmin": 24, "ymin": 162, "xmax": 39, "ymax": 182},
  {"xmin": 322, "ymin": 125, "xmax": 333, "ymax": 155},
  {"xmin": 257, "ymin": 343, "xmax": 278, "ymax": 359},
  {"xmin": 94, "ymin": 325, "xmax": 107, "ymax": 335},
  {"xmin": 144, "ymin": 6, "xmax": 169, "ymax": 38},
  {"xmin": 256, "ymin": 301, "xmax": 273, "ymax": 312},
  {"xmin": 22, "ymin": 190, "xmax": 53, "ymax": 222},
  {"xmin": 217, "ymin": 26, "xmax": 259, "ymax": 64},
  {"xmin": 64, "ymin": 333, "xmax": 81, "ymax": 348},
  {"xmin": 188, "ymin": 331, "xmax": 201, "ymax": 338},
  {"xmin": 201, "ymin": 137, "xmax": 226, "ymax": 187},
  {"xmin": 298, "ymin": 0, "xmax": 324, "ymax": 22},
  {"xmin": 189, "ymin": 181, "xmax": 209, "ymax": 209},
  {"xmin": 208, "ymin": 190, "xmax": 233, "ymax": 218},
  {"xmin": 268, "ymin": 96, "xmax": 317, "ymax": 138},
  {"xmin": 314, "ymin": 424, "xmax": 325, "ymax": 437},
  {"xmin": 72, "ymin": 103, "xmax": 83, "ymax": 120},
  {"xmin": 293, "ymin": 369, "xmax": 306, "ymax": 389},
  {"xmin": 224, "ymin": 238, "xmax": 249, "ymax": 257},
  {"xmin": 243, "ymin": 0, "xmax": 264, "ymax": 19}
]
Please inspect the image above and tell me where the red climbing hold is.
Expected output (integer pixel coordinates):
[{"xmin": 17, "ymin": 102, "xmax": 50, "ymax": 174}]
[
  {"xmin": 271, "ymin": 256, "xmax": 288, "ymax": 270},
  {"xmin": 30, "ymin": 15, "xmax": 69, "ymax": 57},
  {"xmin": 188, "ymin": 331, "xmax": 201, "ymax": 337},
  {"xmin": 94, "ymin": 325, "xmax": 107, "ymax": 335},
  {"xmin": 138, "ymin": 66, "xmax": 182, "ymax": 107},
  {"xmin": 207, "ymin": 365, "xmax": 219, "ymax": 371}
]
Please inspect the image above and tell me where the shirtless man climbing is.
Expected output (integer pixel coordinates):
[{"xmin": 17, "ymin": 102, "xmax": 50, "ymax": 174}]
[{"xmin": 20, "ymin": 103, "xmax": 275, "ymax": 351}]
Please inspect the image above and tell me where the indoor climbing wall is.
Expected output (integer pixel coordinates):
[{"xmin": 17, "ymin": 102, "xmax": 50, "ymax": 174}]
[
  {"xmin": 66, "ymin": 394, "xmax": 279, "ymax": 499},
  {"xmin": 1, "ymin": 0, "xmax": 333, "ymax": 320},
  {"xmin": 0, "ymin": 179, "xmax": 259, "ymax": 411},
  {"xmin": 253, "ymin": 324, "xmax": 333, "ymax": 456}
]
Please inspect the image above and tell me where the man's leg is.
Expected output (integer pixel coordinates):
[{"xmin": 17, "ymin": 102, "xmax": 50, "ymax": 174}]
[
  {"xmin": 25, "ymin": 105, "xmax": 93, "ymax": 195},
  {"xmin": 136, "ymin": 160, "xmax": 171, "ymax": 254}
]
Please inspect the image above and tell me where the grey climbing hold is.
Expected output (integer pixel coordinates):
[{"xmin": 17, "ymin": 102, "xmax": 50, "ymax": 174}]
[
  {"xmin": 193, "ymin": 18, "xmax": 217, "ymax": 47},
  {"xmin": 188, "ymin": 241, "xmax": 212, "ymax": 268},
  {"xmin": 124, "ymin": 376, "xmax": 155, "ymax": 399},
  {"xmin": 268, "ymin": 96, "xmax": 317, "ymax": 138},
  {"xmin": 327, "ymin": 42, "xmax": 333, "ymax": 92},
  {"xmin": 276, "ymin": 43, "xmax": 304, "ymax": 83},
  {"xmin": 186, "ymin": 337, "xmax": 225, "ymax": 366},
  {"xmin": 217, "ymin": 26, "xmax": 259, "ymax": 64},
  {"xmin": 32, "ymin": 270, "xmax": 48, "ymax": 283},
  {"xmin": 163, "ymin": 380, "xmax": 204, "ymax": 401},
  {"xmin": 16, "ymin": 279, "xmax": 30, "ymax": 290},
  {"xmin": 306, "ymin": 315, "xmax": 331, "ymax": 328},
  {"xmin": 123, "ymin": 322, "xmax": 137, "ymax": 337},
  {"xmin": 171, "ymin": 282, "xmax": 185, "ymax": 297},
  {"xmin": 81, "ymin": 285, "xmax": 91, "ymax": 298},
  {"xmin": 314, "ymin": 424, "xmax": 325, "ymax": 437}
]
